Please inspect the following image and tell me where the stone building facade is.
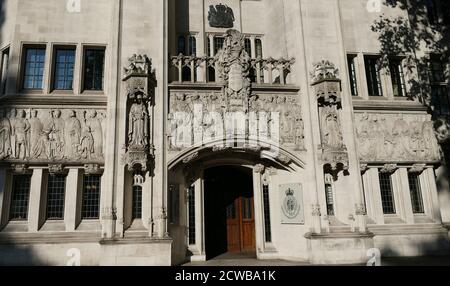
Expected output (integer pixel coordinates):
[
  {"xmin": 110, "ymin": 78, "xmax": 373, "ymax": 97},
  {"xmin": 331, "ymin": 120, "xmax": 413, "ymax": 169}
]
[{"xmin": 0, "ymin": 0, "xmax": 449, "ymax": 265}]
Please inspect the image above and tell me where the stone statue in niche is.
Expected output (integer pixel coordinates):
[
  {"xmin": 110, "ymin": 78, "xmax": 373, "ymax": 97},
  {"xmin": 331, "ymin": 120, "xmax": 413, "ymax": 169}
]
[
  {"xmin": 13, "ymin": 109, "xmax": 31, "ymax": 160},
  {"xmin": 64, "ymin": 110, "xmax": 82, "ymax": 159},
  {"xmin": 128, "ymin": 96, "xmax": 149, "ymax": 147},
  {"xmin": 208, "ymin": 3, "xmax": 235, "ymax": 28},
  {"xmin": 0, "ymin": 109, "xmax": 12, "ymax": 159},
  {"xmin": 321, "ymin": 106, "xmax": 343, "ymax": 149},
  {"xmin": 123, "ymin": 54, "xmax": 154, "ymax": 174}
]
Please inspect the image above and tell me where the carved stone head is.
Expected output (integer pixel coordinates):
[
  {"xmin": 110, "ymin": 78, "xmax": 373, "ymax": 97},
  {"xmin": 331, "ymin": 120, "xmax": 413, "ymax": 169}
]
[{"xmin": 31, "ymin": 109, "xmax": 38, "ymax": 118}]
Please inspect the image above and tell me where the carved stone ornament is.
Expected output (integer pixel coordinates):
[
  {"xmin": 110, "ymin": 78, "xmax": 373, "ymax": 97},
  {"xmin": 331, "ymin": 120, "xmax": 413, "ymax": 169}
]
[
  {"xmin": 311, "ymin": 60, "xmax": 340, "ymax": 83},
  {"xmin": 208, "ymin": 3, "xmax": 235, "ymax": 28},
  {"xmin": 84, "ymin": 163, "xmax": 102, "ymax": 175},
  {"xmin": 356, "ymin": 113, "xmax": 441, "ymax": 163},
  {"xmin": 216, "ymin": 29, "xmax": 251, "ymax": 113},
  {"xmin": 355, "ymin": 204, "xmax": 367, "ymax": 216},
  {"xmin": 311, "ymin": 204, "xmax": 321, "ymax": 216},
  {"xmin": 11, "ymin": 164, "xmax": 28, "ymax": 174},
  {"xmin": 253, "ymin": 164, "xmax": 265, "ymax": 174},
  {"xmin": 0, "ymin": 108, "xmax": 105, "ymax": 163},
  {"xmin": 409, "ymin": 164, "xmax": 426, "ymax": 174},
  {"xmin": 380, "ymin": 164, "xmax": 398, "ymax": 174},
  {"xmin": 360, "ymin": 164, "xmax": 369, "ymax": 174},
  {"xmin": 48, "ymin": 164, "xmax": 64, "ymax": 175},
  {"xmin": 122, "ymin": 54, "xmax": 155, "ymax": 174}
]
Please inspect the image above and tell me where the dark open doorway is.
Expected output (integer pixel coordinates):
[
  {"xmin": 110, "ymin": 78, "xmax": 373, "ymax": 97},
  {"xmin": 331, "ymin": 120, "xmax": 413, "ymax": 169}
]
[{"xmin": 204, "ymin": 166, "xmax": 256, "ymax": 260}]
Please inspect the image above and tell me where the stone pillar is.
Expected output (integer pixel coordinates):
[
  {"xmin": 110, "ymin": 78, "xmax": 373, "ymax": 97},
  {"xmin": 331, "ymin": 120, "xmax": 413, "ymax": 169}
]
[
  {"xmin": 423, "ymin": 168, "xmax": 443, "ymax": 223},
  {"xmin": 253, "ymin": 164, "xmax": 265, "ymax": 256},
  {"xmin": 364, "ymin": 168, "xmax": 384, "ymax": 225},
  {"xmin": 64, "ymin": 169, "xmax": 80, "ymax": 231},
  {"xmin": 195, "ymin": 172, "xmax": 204, "ymax": 256},
  {"xmin": 399, "ymin": 168, "xmax": 415, "ymax": 224},
  {"xmin": 28, "ymin": 169, "xmax": 44, "ymax": 232},
  {"xmin": 208, "ymin": 34, "xmax": 214, "ymax": 57},
  {"xmin": 0, "ymin": 168, "xmax": 8, "ymax": 228}
]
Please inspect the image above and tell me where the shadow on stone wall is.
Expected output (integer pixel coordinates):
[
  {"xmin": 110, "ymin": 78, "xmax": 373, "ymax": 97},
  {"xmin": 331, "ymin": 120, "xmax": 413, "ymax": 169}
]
[
  {"xmin": 372, "ymin": 0, "xmax": 450, "ymax": 204},
  {"xmin": 0, "ymin": 233, "xmax": 46, "ymax": 266}
]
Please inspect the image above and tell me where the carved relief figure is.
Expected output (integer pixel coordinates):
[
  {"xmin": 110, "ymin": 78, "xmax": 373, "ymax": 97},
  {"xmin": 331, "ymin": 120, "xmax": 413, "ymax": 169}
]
[
  {"xmin": 48, "ymin": 110, "xmax": 65, "ymax": 159},
  {"xmin": 13, "ymin": 110, "xmax": 31, "ymax": 160},
  {"xmin": 86, "ymin": 110, "xmax": 103, "ymax": 159},
  {"xmin": 9, "ymin": 109, "xmax": 17, "ymax": 158},
  {"xmin": 0, "ymin": 109, "xmax": 12, "ymax": 159},
  {"xmin": 64, "ymin": 110, "xmax": 81, "ymax": 159},
  {"xmin": 28, "ymin": 110, "xmax": 45, "ymax": 159}
]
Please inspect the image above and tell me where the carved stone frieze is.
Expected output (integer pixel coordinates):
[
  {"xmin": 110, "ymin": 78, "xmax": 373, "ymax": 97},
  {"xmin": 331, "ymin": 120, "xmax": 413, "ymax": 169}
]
[
  {"xmin": 356, "ymin": 113, "xmax": 440, "ymax": 163},
  {"xmin": 0, "ymin": 108, "xmax": 106, "ymax": 163},
  {"xmin": 169, "ymin": 92, "xmax": 305, "ymax": 151}
]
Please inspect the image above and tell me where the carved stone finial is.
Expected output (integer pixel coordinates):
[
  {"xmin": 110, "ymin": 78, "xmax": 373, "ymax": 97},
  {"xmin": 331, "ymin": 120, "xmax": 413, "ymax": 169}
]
[
  {"xmin": 311, "ymin": 60, "xmax": 339, "ymax": 83},
  {"xmin": 123, "ymin": 54, "xmax": 151, "ymax": 78}
]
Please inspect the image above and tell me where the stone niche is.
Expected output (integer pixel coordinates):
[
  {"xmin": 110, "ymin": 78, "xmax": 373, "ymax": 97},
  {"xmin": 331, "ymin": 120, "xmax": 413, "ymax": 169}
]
[
  {"xmin": 0, "ymin": 107, "xmax": 106, "ymax": 163},
  {"xmin": 355, "ymin": 112, "xmax": 440, "ymax": 163}
]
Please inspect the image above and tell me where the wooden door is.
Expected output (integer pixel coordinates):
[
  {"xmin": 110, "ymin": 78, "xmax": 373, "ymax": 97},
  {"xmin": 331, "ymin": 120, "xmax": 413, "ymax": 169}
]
[{"xmin": 226, "ymin": 196, "xmax": 256, "ymax": 253}]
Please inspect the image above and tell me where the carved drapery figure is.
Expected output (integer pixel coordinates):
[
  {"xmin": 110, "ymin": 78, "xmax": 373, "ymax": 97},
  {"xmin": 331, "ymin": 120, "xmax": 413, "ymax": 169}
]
[
  {"xmin": 8, "ymin": 109, "xmax": 17, "ymax": 158},
  {"xmin": 28, "ymin": 110, "xmax": 48, "ymax": 159},
  {"xmin": 0, "ymin": 110, "xmax": 12, "ymax": 159},
  {"xmin": 84, "ymin": 110, "xmax": 103, "ymax": 160},
  {"xmin": 64, "ymin": 110, "xmax": 82, "ymax": 159},
  {"xmin": 312, "ymin": 60, "xmax": 348, "ymax": 172},
  {"xmin": 321, "ymin": 106, "xmax": 343, "ymax": 149},
  {"xmin": 48, "ymin": 110, "xmax": 65, "ymax": 159},
  {"xmin": 13, "ymin": 110, "xmax": 31, "ymax": 160},
  {"xmin": 123, "ymin": 54, "xmax": 155, "ymax": 174},
  {"xmin": 128, "ymin": 100, "xmax": 149, "ymax": 147}
]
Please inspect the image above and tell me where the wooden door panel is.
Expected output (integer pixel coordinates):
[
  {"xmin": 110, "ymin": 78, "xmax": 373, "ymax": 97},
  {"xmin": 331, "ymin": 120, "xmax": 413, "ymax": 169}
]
[{"xmin": 226, "ymin": 197, "xmax": 256, "ymax": 253}]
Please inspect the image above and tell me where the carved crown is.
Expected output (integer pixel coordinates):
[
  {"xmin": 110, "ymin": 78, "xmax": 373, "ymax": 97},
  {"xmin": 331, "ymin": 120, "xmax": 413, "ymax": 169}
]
[
  {"xmin": 311, "ymin": 60, "xmax": 340, "ymax": 83},
  {"xmin": 123, "ymin": 54, "xmax": 152, "ymax": 78}
]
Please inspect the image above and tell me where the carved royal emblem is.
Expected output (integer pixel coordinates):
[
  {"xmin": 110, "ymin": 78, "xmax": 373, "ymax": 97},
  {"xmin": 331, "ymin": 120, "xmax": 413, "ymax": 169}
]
[
  {"xmin": 282, "ymin": 188, "xmax": 300, "ymax": 219},
  {"xmin": 216, "ymin": 29, "xmax": 251, "ymax": 112},
  {"xmin": 208, "ymin": 3, "xmax": 235, "ymax": 28}
]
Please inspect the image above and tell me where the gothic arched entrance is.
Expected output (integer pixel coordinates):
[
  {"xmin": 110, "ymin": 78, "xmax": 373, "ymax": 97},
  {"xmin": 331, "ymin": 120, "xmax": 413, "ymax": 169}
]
[{"xmin": 204, "ymin": 166, "xmax": 256, "ymax": 259}]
